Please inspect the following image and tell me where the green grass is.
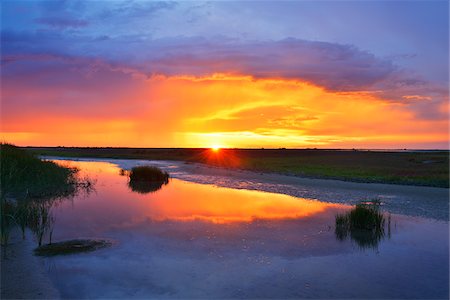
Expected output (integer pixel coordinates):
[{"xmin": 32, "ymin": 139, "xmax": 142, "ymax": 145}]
[
  {"xmin": 0, "ymin": 144, "xmax": 92, "ymax": 246},
  {"xmin": 1, "ymin": 144, "xmax": 79, "ymax": 199},
  {"xmin": 240, "ymin": 153, "xmax": 449, "ymax": 187},
  {"xmin": 27, "ymin": 147, "xmax": 449, "ymax": 187},
  {"xmin": 335, "ymin": 201, "xmax": 390, "ymax": 249}
]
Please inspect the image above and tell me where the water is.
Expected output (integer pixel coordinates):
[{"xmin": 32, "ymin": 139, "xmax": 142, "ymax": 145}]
[{"xmin": 39, "ymin": 160, "xmax": 448, "ymax": 298}]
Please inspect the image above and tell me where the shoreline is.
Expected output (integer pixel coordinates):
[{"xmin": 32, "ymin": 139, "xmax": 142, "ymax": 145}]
[
  {"xmin": 48, "ymin": 156, "xmax": 449, "ymax": 221},
  {"xmin": 2, "ymin": 155, "xmax": 448, "ymax": 299},
  {"xmin": 31, "ymin": 148, "xmax": 449, "ymax": 188},
  {"xmin": 1, "ymin": 228, "xmax": 60, "ymax": 300}
]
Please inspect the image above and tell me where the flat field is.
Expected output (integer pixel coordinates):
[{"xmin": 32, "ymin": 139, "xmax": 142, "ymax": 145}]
[{"xmin": 27, "ymin": 147, "xmax": 449, "ymax": 188}]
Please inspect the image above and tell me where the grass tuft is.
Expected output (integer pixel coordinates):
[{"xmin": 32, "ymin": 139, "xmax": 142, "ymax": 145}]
[
  {"xmin": 129, "ymin": 166, "xmax": 169, "ymax": 183},
  {"xmin": 335, "ymin": 200, "xmax": 390, "ymax": 249},
  {"xmin": 127, "ymin": 166, "xmax": 169, "ymax": 194}
]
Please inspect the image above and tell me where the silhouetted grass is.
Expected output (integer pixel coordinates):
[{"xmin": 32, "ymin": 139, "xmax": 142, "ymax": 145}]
[
  {"xmin": 1, "ymin": 143, "xmax": 79, "ymax": 199},
  {"xmin": 26, "ymin": 201, "xmax": 55, "ymax": 247},
  {"xmin": 0, "ymin": 200, "xmax": 15, "ymax": 245},
  {"xmin": 0, "ymin": 143, "xmax": 93, "ymax": 246},
  {"xmin": 335, "ymin": 200, "xmax": 390, "ymax": 249},
  {"xmin": 129, "ymin": 166, "xmax": 169, "ymax": 183},
  {"xmin": 127, "ymin": 166, "xmax": 169, "ymax": 194}
]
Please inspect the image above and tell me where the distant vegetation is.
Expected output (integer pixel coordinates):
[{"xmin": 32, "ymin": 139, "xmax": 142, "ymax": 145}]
[
  {"xmin": 1, "ymin": 144, "xmax": 93, "ymax": 246},
  {"xmin": 335, "ymin": 201, "xmax": 390, "ymax": 249},
  {"xmin": 28, "ymin": 147, "xmax": 449, "ymax": 187},
  {"xmin": 127, "ymin": 166, "xmax": 169, "ymax": 194}
]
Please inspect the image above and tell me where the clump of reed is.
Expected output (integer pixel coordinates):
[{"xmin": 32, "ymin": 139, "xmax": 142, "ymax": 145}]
[
  {"xmin": 1, "ymin": 143, "xmax": 93, "ymax": 247},
  {"xmin": 127, "ymin": 166, "xmax": 169, "ymax": 194},
  {"xmin": 129, "ymin": 166, "xmax": 169, "ymax": 183},
  {"xmin": 335, "ymin": 200, "xmax": 390, "ymax": 249},
  {"xmin": 1, "ymin": 143, "xmax": 80, "ymax": 199}
]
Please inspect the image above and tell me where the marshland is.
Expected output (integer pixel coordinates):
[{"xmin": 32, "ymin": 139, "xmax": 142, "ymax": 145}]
[
  {"xmin": 3, "ymin": 1, "xmax": 449, "ymax": 298},
  {"xmin": 1, "ymin": 144, "xmax": 448, "ymax": 299}
]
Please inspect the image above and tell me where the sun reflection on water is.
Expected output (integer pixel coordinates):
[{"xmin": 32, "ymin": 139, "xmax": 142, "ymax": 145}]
[{"xmin": 52, "ymin": 160, "xmax": 345, "ymax": 224}]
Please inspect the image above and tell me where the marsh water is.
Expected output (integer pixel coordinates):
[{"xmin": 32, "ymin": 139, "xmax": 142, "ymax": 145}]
[{"xmin": 38, "ymin": 159, "xmax": 448, "ymax": 298}]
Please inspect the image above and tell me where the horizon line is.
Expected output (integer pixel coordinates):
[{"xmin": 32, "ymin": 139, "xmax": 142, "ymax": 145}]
[{"xmin": 18, "ymin": 145, "xmax": 450, "ymax": 152}]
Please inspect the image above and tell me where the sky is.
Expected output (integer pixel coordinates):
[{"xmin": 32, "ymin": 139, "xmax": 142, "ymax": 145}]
[{"xmin": 1, "ymin": 0, "xmax": 449, "ymax": 149}]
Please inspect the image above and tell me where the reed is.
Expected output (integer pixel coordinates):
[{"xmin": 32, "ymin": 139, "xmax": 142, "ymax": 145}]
[
  {"xmin": 335, "ymin": 200, "xmax": 390, "ymax": 249},
  {"xmin": 129, "ymin": 166, "xmax": 169, "ymax": 183},
  {"xmin": 127, "ymin": 166, "xmax": 169, "ymax": 194},
  {"xmin": 0, "ymin": 143, "xmax": 93, "ymax": 246}
]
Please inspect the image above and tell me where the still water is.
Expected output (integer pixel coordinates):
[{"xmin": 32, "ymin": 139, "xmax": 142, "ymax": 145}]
[{"xmin": 40, "ymin": 160, "xmax": 448, "ymax": 299}]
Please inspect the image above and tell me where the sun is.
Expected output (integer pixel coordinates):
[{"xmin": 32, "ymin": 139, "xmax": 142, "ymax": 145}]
[{"xmin": 211, "ymin": 145, "xmax": 222, "ymax": 152}]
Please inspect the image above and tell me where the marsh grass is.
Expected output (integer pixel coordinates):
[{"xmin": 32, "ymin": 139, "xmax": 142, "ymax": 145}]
[
  {"xmin": 1, "ymin": 144, "xmax": 79, "ymax": 199},
  {"xmin": 34, "ymin": 239, "xmax": 112, "ymax": 256},
  {"xmin": 1, "ymin": 143, "xmax": 94, "ymax": 246},
  {"xmin": 26, "ymin": 201, "xmax": 55, "ymax": 247},
  {"xmin": 127, "ymin": 166, "xmax": 169, "ymax": 194},
  {"xmin": 335, "ymin": 200, "xmax": 390, "ymax": 249},
  {"xmin": 129, "ymin": 166, "xmax": 169, "ymax": 183},
  {"xmin": 30, "ymin": 147, "xmax": 450, "ymax": 187},
  {"xmin": 0, "ymin": 200, "xmax": 15, "ymax": 245}
]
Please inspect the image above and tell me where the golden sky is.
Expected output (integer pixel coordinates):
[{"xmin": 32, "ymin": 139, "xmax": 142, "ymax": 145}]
[{"xmin": 2, "ymin": 74, "xmax": 448, "ymax": 148}]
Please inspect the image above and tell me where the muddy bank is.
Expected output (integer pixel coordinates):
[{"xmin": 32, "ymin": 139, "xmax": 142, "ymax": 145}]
[
  {"xmin": 1, "ymin": 229, "xmax": 60, "ymax": 299},
  {"xmin": 47, "ymin": 157, "xmax": 449, "ymax": 221}
]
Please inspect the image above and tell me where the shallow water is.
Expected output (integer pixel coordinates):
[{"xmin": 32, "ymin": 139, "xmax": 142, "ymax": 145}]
[{"xmin": 39, "ymin": 160, "xmax": 448, "ymax": 299}]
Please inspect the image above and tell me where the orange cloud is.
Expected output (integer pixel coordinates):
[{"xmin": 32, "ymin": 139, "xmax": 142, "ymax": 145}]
[{"xmin": 2, "ymin": 74, "xmax": 448, "ymax": 148}]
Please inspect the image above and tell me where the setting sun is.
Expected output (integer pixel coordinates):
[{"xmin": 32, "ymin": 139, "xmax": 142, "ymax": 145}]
[{"xmin": 211, "ymin": 145, "xmax": 222, "ymax": 152}]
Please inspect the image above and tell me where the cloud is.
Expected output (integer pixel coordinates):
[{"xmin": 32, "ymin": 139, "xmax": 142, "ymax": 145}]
[
  {"xmin": 1, "ymin": 27, "xmax": 437, "ymax": 96},
  {"xmin": 1, "ymin": 53, "xmax": 149, "ymax": 125},
  {"xmin": 2, "ymin": 33, "xmax": 447, "ymax": 123},
  {"xmin": 98, "ymin": 1, "xmax": 178, "ymax": 19},
  {"xmin": 134, "ymin": 37, "xmax": 393, "ymax": 90},
  {"xmin": 1, "ymin": 66, "xmax": 447, "ymax": 148},
  {"xmin": 0, "ymin": 33, "xmax": 394, "ymax": 88},
  {"xmin": 1, "ymin": 1, "xmax": 447, "ymax": 148},
  {"xmin": 35, "ymin": 17, "xmax": 89, "ymax": 29}
]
